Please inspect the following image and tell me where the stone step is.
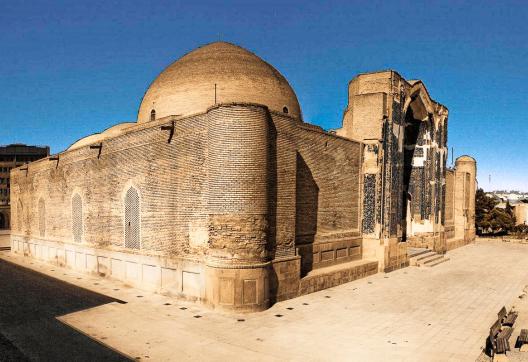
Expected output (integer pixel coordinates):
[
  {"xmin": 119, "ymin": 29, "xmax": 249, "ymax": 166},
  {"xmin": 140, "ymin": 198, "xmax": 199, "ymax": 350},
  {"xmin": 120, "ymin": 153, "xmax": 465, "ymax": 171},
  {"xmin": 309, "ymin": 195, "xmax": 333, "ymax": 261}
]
[
  {"xmin": 424, "ymin": 257, "xmax": 450, "ymax": 267},
  {"xmin": 420, "ymin": 254, "xmax": 445, "ymax": 265},
  {"xmin": 407, "ymin": 248, "xmax": 431, "ymax": 258},
  {"xmin": 408, "ymin": 248, "xmax": 450, "ymax": 268},
  {"xmin": 409, "ymin": 250, "xmax": 436, "ymax": 266},
  {"xmin": 415, "ymin": 251, "xmax": 438, "ymax": 262}
]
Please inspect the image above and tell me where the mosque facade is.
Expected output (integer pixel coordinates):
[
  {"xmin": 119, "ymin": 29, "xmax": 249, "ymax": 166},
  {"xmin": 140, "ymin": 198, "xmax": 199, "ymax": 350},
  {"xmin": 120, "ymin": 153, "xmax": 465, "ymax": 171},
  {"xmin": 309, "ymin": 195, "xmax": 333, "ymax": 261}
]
[{"xmin": 10, "ymin": 42, "xmax": 476, "ymax": 312}]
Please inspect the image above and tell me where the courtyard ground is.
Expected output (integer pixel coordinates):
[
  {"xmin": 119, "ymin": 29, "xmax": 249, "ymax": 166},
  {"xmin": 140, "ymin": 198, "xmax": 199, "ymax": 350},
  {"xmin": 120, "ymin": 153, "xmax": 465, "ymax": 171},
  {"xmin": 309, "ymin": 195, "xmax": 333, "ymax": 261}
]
[
  {"xmin": 0, "ymin": 257, "xmax": 129, "ymax": 361},
  {"xmin": 2, "ymin": 238, "xmax": 528, "ymax": 361}
]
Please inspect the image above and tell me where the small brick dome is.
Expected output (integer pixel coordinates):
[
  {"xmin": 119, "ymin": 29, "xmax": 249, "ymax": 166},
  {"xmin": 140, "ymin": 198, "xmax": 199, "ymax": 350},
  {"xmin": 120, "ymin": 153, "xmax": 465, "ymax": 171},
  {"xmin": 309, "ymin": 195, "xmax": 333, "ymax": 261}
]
[{"xmin": 137, "ymin": 42, "xmax": 301, "ymax": 123}]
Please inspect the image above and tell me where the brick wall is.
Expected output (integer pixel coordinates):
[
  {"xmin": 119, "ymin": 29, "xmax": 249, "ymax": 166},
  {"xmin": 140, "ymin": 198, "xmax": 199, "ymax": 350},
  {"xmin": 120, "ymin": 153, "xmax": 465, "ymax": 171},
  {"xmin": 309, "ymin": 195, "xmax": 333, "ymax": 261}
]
[
  {"xmin": 272, "ymin": 113, "xmax": 362, "ymax": 269},
  {"xmin": 206, "ymin": 104, "xmax": 270, "ymax": 264},
  {"xmin": 11, "ymin": 114, "xmax": 208, "ymax": 257}
]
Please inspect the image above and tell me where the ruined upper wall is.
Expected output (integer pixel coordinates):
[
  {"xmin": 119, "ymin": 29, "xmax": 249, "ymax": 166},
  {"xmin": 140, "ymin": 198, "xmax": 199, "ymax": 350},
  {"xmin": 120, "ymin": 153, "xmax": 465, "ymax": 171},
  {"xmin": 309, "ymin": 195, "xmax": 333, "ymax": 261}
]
[{"xmin": 337, "ymin": 71, "xmax": 448, "ymax": 143}]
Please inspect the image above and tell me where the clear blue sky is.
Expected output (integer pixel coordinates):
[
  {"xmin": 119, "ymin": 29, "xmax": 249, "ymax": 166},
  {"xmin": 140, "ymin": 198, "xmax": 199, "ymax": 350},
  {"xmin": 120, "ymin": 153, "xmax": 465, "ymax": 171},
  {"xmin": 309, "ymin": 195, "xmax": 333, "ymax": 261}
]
[{"xmin": 1, "ymin": 0, "xmax": 526, "ymax": 191}]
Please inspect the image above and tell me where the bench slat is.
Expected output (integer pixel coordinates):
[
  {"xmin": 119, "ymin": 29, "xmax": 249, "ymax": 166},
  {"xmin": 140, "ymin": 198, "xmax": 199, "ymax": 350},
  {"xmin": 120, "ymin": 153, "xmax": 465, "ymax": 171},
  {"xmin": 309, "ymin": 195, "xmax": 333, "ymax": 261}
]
[
  {"xmin": 490, "ymin": 319, "xmax": 502, "ymax": 338},
  {"xmin": 498, "ymin": 326, "xmax": 513, "ymax": 340},
  {"xmin": 504, "ymin": 311, "xmax": 518, "ymax": 326},
  {"xmin": 520, "ymin": 329, "xmax": 528, "ymax": 344}
]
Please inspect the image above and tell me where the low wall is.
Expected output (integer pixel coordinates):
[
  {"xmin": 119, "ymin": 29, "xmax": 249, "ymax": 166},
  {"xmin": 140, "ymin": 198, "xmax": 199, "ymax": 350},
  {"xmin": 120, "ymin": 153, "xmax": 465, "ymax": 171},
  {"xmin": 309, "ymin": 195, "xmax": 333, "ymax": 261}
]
[
  {"xmin": 11, "ymin": 233, "xmax": 383, "ymax": 312},
  {"xmin": 299, "ymin": 259, "xmax": 378, "ymax": 295},
  {"xmin": 407, "ymin": 233, "xmax": 446, "ymax": 254},
  {"xmin": 446, "ymin": 238, "xmax": 468, "ymax": 251},
  {"xmin": 384, "ymin": 240, "xmax": 409, "ymax": 272}
]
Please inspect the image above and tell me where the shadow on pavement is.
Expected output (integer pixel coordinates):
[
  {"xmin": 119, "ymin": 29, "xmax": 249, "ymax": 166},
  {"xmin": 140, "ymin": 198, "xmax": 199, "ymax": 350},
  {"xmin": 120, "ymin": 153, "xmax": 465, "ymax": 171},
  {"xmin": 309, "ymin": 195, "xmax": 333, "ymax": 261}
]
[{"xmin": 0, "ymin": 258, "xmax": 130, "ymax": 361}]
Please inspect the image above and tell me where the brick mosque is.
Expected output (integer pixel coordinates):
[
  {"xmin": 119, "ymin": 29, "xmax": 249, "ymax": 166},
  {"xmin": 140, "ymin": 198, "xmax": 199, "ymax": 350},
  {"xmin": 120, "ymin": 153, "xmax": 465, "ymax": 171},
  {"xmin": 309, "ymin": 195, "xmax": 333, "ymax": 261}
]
[{"xmin": 10, "ymin": 42, "xmax": 476, "ymax": 312}]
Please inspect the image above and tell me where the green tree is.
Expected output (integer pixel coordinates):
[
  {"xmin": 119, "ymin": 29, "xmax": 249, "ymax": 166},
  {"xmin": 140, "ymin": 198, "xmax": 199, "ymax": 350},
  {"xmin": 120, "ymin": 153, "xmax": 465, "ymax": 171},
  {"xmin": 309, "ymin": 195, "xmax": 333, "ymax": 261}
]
[
  {"xmin": 475, "ymin": 188, "xmax": 497, "ymax": 234},
  {"xmin": 505, "ymin": 200, "xmax": 516, "ymax": 225},
  {"xmin": 475, "ymin": 189, "xmax": 515, "ymax": 235}
]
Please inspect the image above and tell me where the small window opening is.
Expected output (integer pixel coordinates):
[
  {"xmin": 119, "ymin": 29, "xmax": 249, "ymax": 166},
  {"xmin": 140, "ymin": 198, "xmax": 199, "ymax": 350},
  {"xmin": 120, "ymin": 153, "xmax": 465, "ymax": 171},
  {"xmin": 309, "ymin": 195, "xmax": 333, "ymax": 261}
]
[
  {"xmin": 150, "ymin": 109, "xmax": 156, "ymax": 122},
  {"xmin": 283, "ymin": 106, "xmax": 289, "ymax": 114}
]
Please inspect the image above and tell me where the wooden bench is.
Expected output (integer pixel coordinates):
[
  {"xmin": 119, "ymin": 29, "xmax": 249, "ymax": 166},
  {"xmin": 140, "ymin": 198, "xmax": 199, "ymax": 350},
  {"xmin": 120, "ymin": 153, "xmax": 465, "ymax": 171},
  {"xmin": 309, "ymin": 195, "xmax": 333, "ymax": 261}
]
[
  {"xmin": 517, "ymin": 329, "xmax": 528, "ymax": 351},
  {"xmin": 498, "ymin": 305, "xmax": 518, "ymax": 327},
  {"xmin": 498, "ymin": 306, "xmax": 507, "ymax": 322},
  {"xmin": 504, "ymin": 310, "xmax": 518, "ymax": 327},
  {"xmin": 489, "ymin": 318, "xmax": 513, "ymax": 356}
]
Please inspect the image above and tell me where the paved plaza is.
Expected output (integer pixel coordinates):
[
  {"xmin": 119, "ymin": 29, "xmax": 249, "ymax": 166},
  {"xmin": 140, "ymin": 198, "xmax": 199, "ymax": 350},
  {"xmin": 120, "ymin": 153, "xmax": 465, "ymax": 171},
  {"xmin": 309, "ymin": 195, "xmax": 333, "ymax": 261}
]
[{"xmin": 2, "ymin": 238, "xmax": 528, "ymax": 361}]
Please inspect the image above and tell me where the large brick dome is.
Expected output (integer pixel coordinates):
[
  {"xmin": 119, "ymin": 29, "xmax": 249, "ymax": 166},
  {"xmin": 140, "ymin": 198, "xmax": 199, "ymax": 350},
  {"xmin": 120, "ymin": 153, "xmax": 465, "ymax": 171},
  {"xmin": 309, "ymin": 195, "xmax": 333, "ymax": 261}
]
[{"xmin": 137, "ymin": 42, "xmax": 301, "ymax": 123}]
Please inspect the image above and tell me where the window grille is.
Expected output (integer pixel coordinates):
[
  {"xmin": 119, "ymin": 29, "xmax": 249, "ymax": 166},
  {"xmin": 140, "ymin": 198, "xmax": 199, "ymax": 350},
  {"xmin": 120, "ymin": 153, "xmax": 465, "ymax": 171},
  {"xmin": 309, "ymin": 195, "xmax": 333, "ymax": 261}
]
[
  {"xmin": 464, "ymin": 173, "xmax": 470, "ymax": 210},
  {"xmin": 38, "ymin": 198, "xmax": 45, "ymax": 237},
  {"xmin": 124, "ymin": 187, "xmax": 140, "ymax": 249},
  {"xmin": 72, "ymin": 193, "xmax": 83, "ymax": 243},
  {"xmin": 17, "ymin": 200, "xmax": 23, "ymax": 232}
]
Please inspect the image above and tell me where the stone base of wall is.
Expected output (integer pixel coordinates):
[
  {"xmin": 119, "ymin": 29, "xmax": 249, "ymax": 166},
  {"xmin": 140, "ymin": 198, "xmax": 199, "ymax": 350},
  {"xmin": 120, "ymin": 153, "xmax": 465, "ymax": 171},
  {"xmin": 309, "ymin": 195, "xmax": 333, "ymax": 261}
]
[
  {"xmin": 11, "ymin": 234, "xmax": 384, "ymax": 312},
  {"xmin": 271, "ymin": 256, "xmax": 301, "ymax": 302},
  {"xmin": 0, "ymin": 230, "xmax": 10, "ymax": 249},
  {"xmin": 11, "ymin": 234, "xmax": 207, "ymax": 303},
  {"xmin": 407, "ymin": 233, "xmax": 446, "ymax": 254},
  {"xmin": 205, "ymin": 261, "xmax": 271, "ymax": 313},
  {"xmin": 296, "ymin": 235, "xmax": 362, "ymax": 275},
  {"xmin": 446, "ymin": 234, "xmax": 475, "ymax": 251},
  {"xmin": 384, "ymin": 239, "xmax": 409, "ymax": 272},
  {"xmin": 465, "ymin": 229, "xmax": 476, "ymax": 242},
  {"xmin": 299, "ymin": 259, "xmax": 378, "ymax": 295}
]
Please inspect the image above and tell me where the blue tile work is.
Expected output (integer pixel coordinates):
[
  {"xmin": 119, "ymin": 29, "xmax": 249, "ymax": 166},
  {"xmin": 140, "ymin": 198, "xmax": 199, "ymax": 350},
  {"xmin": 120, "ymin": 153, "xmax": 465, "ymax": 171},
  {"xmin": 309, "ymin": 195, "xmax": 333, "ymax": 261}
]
[
  {"xmin": 389, "ymin": 99, "xmax": 404, "ymax": 237},
  {"xmin": 363, "ymin": 173, "xmax": 376, "ymax": 234}
]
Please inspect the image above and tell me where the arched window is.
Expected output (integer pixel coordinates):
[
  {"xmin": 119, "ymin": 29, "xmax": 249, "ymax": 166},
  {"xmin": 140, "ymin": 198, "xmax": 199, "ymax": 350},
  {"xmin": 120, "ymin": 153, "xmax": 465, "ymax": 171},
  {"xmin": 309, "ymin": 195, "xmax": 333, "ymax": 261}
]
[
  {"xmin": 124, "ymin": 186, "xmax": 140, "ymax": 249},
  {"xmin": 38, "ymin": 198, "xmax": 46, "ymax": 237},
  {"xmin": 17, "ymin": 199, "xmax": 23, "ymax": 232},
  {"xmin": 283, "ymin": 106, "xmax": 289, "ymax": 114},
  {"xmin": 72, "ymin": 193, "xmax": 83, "ymax": 243},
  {"xmin": 150, "ymin": 109, "xmax": 156, "ymax": 122}
]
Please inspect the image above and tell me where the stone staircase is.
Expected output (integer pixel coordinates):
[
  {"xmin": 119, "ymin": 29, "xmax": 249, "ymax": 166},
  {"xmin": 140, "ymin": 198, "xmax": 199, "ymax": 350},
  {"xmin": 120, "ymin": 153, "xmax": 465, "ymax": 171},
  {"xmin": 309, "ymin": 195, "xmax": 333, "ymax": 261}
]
[{"xmin": 408, "ymin": 247, "xmax": 449, "ymax": 267}]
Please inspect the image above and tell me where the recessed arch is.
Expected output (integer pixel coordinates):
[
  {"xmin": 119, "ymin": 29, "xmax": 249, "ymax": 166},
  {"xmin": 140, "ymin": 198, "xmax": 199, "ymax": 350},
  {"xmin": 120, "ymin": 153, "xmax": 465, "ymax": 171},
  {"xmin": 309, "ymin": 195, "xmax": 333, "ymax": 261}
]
[
  {"xmin": 38, "ymin": 197, "xmax": 46, "ymax": 237},
  {"xmin": 16, "ymin": 199, "xmax": 23, "ymax": 233},
  {"xmin": 0, "ymin": 212, "xmax": 6, "ymax": 230},
  {"xmin": 150, "ymin": 109, "xmax": 156, "ymax": 122},
  {"xmin": 71, "ymin": 193, "xmax": 83, "ymax": 243},
  {"xmin": 124, "ymin": 186, "xmax": 141, "ymax": 249}
]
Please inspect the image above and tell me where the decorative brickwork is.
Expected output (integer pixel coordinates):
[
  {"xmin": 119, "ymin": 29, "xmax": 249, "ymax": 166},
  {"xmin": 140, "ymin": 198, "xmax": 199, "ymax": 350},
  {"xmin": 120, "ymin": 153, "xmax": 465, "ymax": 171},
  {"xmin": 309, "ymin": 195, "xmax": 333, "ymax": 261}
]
[{"xmin": 362, "ymin": 174, "xmax": 376, "ymax": 234}]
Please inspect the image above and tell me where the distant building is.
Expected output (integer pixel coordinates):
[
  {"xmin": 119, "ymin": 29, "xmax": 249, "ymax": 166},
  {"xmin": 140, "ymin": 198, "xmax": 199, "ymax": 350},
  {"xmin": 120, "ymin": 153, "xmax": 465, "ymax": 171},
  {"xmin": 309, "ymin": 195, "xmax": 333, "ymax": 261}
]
[
  {"xmin": 0, "ymin": 144, "xmax": 49, "ymax": 229},
  {"xmin": 514, "ymin": 201, "xmax": 528, "ymax": 226}
]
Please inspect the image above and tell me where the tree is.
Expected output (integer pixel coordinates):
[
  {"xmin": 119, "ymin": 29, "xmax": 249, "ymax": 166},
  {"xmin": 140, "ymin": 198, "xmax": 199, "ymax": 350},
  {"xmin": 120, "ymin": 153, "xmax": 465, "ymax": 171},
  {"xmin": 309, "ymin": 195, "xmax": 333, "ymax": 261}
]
[
  {"xmin": 475, "ymin": 188, "xmax": 497, "ymax": 234},
  {"xmin": 505, "ymin": 200, "xmax": 516, "ymax": 225},
  {"xmin": 475, "ymin": 188, "xmax": 515, "ymax": 235}
]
